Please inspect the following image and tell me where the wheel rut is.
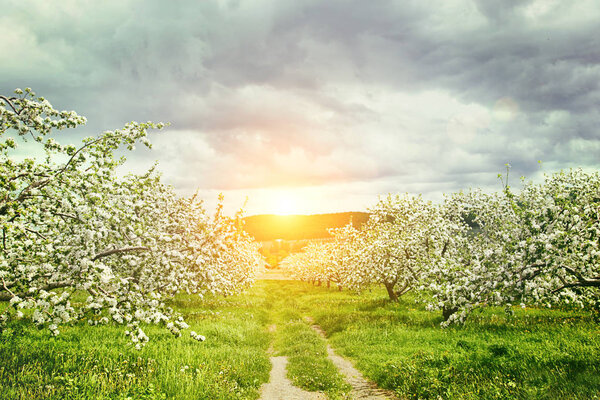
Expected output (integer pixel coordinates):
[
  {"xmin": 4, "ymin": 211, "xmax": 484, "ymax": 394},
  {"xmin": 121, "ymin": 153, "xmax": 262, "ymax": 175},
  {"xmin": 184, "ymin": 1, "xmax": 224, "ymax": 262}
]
[
  {"xmin": 259, "ymin": 356, "xmax": 327, "ymax": 400},
  {"xmin": 259, "ymin": 324, "xmax": 327, "ymax": 400},
  {"xmin": 306, "ymin": 318, "xmax": 399, "ymax": 400}
]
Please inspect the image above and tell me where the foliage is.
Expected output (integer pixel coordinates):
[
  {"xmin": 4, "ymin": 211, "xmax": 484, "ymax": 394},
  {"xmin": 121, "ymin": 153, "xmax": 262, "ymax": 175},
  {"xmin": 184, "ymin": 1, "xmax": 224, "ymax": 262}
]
[
  {"xmin": 267, "ymin": 281, "xmax": 351, "ymax": 399},
  {"xmin": 347, "ymin": 194, "xmax": 449, "ymax": 301},
  {"xmin": 296, "ymin": 281, "xmax": 600, "ymax": 400},
  {"xmin": 282, "ymin": 195, "xmax": 451, "ymax": 300},
  {"xmin": 0, "ymin": 89, "xmax": 261, "ymax": 346},
  {"xmin": 282, "ymin": 170, "xmax": 600, "ymax": 324},
  {"xmin": 281, "ymin": 222, "xmax": 361, "ymax": 289},
  {"xmin": 0, "ymin": 289, "xmax": 271, "ymax": 400},
  {"xmin": 430, "ymin": 169, "xmax": 600, "ymax": 324}
]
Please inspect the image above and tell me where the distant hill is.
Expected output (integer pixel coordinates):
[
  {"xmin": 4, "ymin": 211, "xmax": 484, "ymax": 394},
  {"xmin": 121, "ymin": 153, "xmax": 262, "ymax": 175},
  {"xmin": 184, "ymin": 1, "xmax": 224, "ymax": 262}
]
[{"xmin": 243, "ymin": 212, "xmax": 370, "ymax": 241}]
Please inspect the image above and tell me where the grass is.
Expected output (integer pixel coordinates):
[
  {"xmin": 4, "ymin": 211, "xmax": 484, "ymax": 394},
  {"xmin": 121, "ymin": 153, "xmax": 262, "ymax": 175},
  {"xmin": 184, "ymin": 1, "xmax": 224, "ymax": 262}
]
[
  {"xmin": 265, "ymin": 281, "xmax": 350, "ymax": 399},
  {"xmin": 297, "ymin": 283, "xmax": 600, "ymax": 400},
  {"xmin": 1, "ymin": 279, "xmax": 599, "ymax": 399},
  {"xmin": 0, "ymin": 286, "xmax": 272, "ymax": 400}
]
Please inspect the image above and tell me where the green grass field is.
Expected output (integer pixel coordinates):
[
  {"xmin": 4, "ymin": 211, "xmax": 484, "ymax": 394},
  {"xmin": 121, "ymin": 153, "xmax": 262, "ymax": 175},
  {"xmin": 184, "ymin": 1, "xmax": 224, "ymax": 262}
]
[
  {"xmin": 297, "ymin": 282, "xmax": 600, "ymax": 400},
  {"xmin": 1, "ymin": 280, "xmax": 599, "ymax": 399},
  {"xmin": 0, "ymin": 287, "xmax": 273, "ymax": 400}
]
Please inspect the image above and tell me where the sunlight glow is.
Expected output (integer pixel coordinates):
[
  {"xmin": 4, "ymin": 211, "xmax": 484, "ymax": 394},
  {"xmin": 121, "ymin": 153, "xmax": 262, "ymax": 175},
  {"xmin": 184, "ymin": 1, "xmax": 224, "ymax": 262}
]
[
  {"xmin": 197, "ymin": 184, "xmax": 372, "ymax": 216},
  {"xmin": 272, "ymin": 192, "xmax": 299, "ymax": 215}
]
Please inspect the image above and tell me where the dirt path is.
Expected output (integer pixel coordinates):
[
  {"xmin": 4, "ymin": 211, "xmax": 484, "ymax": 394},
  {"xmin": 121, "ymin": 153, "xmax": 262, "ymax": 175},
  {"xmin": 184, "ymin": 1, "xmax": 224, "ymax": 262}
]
[
  {"xmin": 307, "ymin": 319, "xmax": 398, "ymax": 400},
  {"xmin": 256, "ymin": 268, "xmax": 293, "ymax": 280},
  {"xmin": 259, "ymin": 324, "xmax": 326, "ymax": 400},
  {"xmin": 259, "ymin": 356, "xmax": 327, "ymax": 400},
  {"xmin": 257, "ymin": 291, "xmax": 397, "ymax": 399}
]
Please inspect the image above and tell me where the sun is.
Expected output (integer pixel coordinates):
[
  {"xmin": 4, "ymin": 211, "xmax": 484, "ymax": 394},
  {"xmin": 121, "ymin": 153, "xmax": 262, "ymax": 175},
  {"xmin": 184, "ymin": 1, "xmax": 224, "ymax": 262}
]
[{"xmin": 272, "ymin": 192, "xmax": 299, "ymax": 216}]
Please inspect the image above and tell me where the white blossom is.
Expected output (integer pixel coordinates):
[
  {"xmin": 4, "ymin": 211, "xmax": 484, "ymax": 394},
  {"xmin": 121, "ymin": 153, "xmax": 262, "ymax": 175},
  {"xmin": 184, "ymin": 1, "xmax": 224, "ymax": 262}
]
[{"xmin": 0, "ymin": 89, "xmax": 261, "ymax": 347}]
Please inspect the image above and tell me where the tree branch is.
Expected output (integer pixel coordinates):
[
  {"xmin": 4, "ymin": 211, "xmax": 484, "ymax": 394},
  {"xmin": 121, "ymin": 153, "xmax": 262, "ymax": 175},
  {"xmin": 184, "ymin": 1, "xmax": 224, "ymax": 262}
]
[
  {"xmin": 55, "ymin": 135, "xmax": 111, "ymax": 177},
  {"xmin": 388, "ymin": 252, "xmax": 421, "ymax": 282},
  {"xmin": 552, "ymin": 279, "xmax": 600, "ymax": 293},
  {"xmin": 551, "ymin": 265, "xmax": 600, "ymax": 293},
  {"xmin": 0, "ymin": 282, "xmax": 72, "ymax": 301},
  {"xmin": 53, "ymin": 212, "xmax": 83, "ymax": 222},
  {"xmin": 25, "ymin": 228, "xmax": 48, "ymax": 240},
  {"xmin": 395, "ymin": 281, "xmax": 413, "ymax": 297},
  {"xmin": 1, "ymin": 135, "xmax": 117, "ymax": 211},
  {"xmin": 92, "ymin": 246, "xmax": 150, "ymax": 261},
  {"xmin": 0, "ymin": 95, "xmax": 19, "ymax": 114},
  {"xmin": 441, "ymin": 240, "xmax": 449, "ymax": 257},
  {"xmin": 560, "ymin": 265, "xmax": 586, "ymax": 281},
  {"xmin": 13, "ymin": 178, "xmax": 51, "ymax": 204},
  {"xmin": 1, "ymin": 276, "xmax": 16, "ymax": 298}
]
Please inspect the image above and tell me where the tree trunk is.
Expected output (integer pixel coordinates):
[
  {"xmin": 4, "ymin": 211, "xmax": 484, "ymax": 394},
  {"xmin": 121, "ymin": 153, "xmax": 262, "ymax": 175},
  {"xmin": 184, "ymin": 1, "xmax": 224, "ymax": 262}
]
[
  {"xmin": 443, "ymin": 306, "xmax": 458, "ymax": 321},
  {"xmin": 327, "ymin": 281, "xmax": 331, "ymax": 288},
  {"xmin": 384, "ymin": 282, "xmax": 399, "ymax": 302},
  {"xmin": 316, "ymin": 280, "xmax": 321, "ymax": 286},
  {"xmin": 338, "ymin": 285, "xmax": 343, "ymax": 291}
]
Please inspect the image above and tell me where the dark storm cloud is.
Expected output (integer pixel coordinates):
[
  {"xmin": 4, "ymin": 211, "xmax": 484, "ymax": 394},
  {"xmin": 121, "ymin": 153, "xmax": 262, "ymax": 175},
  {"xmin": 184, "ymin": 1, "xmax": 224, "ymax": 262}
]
[{"xmin": 1, "ymin": 0, "xmax": 600, "ymax": 213}]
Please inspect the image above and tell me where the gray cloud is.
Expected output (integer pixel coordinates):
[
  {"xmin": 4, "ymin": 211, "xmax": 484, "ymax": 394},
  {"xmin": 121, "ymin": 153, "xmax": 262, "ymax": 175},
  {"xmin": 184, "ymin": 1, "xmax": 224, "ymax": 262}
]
[{"xmin": 2, "ymin": 0, "xmax": 600, "ymax": 213}]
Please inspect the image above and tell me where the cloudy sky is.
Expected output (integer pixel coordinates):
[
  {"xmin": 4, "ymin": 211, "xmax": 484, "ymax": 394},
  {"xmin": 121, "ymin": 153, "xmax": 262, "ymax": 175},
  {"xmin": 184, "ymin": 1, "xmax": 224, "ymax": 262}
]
[{"xmin": 2, "ymin": 0, "xmax": 600, "ymax": 215}]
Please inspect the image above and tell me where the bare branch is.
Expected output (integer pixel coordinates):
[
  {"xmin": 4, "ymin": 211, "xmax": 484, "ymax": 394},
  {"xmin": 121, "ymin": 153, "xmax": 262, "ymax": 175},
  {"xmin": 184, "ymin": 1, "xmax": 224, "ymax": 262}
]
[
  {"xmin": 395, "ymin": 281, "xmax": 413, "ymax": 297},
  {"xmin": 55, "ymin": 135, "xmax": 110, "ymax": 177},
  {"xmin": 441, "ymin": 240, "xmax": 449, "ymax": 257},
  {"xmin": 561, "ymin": 265, "xmax": 586, "ymax": 281},
  {"xmin": 14, "ymin": 178, "xmax": 51, "ymax": 204}
]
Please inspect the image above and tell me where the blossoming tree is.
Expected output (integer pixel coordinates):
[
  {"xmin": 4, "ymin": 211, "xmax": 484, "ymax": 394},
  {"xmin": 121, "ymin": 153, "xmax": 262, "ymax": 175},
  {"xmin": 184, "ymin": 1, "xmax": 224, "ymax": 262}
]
[
  {"xmin": 429, "ymin": 169, "xmax": 600, "ymax": 324},
  {"xmin": 281, "ymin": 242, "xmax": 328, "ymax": 284},
  {"xmin": 0, "ymin": 89, "xmax": 261, "ymax": 346},
  {"xmin": 348, "ymin": 194, "xmax": 450, "ymax": 301}
]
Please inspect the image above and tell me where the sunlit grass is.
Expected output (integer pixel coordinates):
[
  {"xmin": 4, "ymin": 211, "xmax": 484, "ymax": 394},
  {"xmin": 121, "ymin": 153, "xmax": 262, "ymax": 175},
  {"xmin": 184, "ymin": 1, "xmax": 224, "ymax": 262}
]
[
  {"xmin": 297, "ymin": 282, "xmax": 600, "ymax": 400},
  {"xmin": 0, "ymin": 288, "xmax": 272, "ymax": 400},
  {"xmin": 2, "ymin": 280, "xmax": 599, "ymax": 399},
  {"xmin": 264, "ymin": 280, "xmax": 351, "ymax": 399}
]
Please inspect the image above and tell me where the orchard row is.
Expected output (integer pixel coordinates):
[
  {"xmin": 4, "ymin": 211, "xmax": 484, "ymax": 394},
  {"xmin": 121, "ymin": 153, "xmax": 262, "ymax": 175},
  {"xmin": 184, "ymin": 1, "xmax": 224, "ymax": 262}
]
[
  {"xmin": 0, "ymin": 89, "xmax": 262, "ymax": 346},
  {"xmin": 282, "ymin": 168, "xmax": 600, "ymax": 324}
]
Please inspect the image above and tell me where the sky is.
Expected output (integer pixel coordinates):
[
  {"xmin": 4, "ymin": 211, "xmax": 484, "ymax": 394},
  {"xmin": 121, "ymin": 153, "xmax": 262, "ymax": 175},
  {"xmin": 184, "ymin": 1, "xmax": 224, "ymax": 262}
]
[{"xmin": 2, "ymin": 0, "xmax": 600, "ymax": 215}]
